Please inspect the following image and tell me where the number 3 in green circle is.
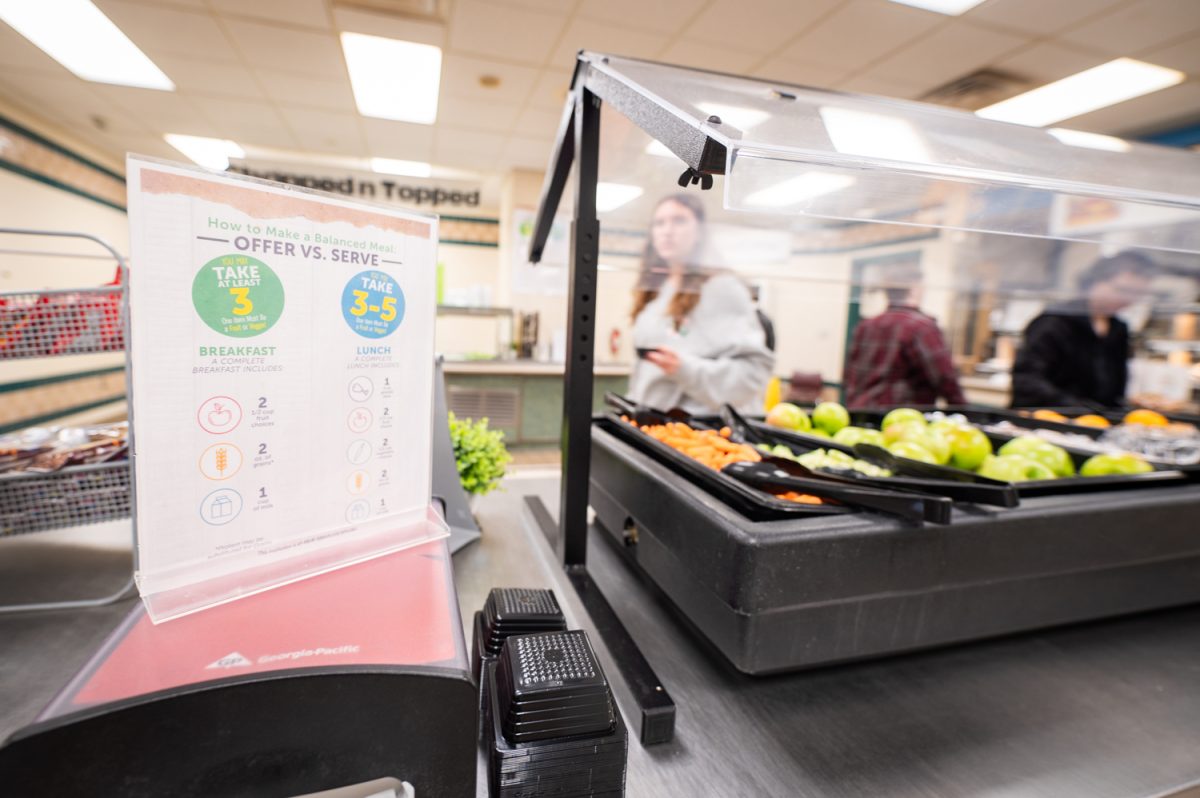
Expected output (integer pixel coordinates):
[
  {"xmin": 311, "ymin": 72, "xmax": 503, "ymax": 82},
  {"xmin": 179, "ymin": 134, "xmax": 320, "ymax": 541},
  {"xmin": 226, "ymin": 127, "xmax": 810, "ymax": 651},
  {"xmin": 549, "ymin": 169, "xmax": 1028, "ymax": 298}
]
[{"xmin": 192, "ymin": 254, "xmax": 284, "ymax": 338}]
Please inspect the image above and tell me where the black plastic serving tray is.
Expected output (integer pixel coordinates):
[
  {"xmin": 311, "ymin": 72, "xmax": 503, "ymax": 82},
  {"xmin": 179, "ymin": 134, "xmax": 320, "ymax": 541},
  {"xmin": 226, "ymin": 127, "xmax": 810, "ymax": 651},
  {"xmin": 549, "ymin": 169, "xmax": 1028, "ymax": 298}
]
[
  {"xmin": 589, "ymin": 423, "xmax": 1200, "ymax": 675},
  {"xmin": 757, "ymin": 409, "xmax": 1188, "ymax": 498},
  {"xmin": 597, "ymin": 415, "xmax": 849, "ymax": 521}
]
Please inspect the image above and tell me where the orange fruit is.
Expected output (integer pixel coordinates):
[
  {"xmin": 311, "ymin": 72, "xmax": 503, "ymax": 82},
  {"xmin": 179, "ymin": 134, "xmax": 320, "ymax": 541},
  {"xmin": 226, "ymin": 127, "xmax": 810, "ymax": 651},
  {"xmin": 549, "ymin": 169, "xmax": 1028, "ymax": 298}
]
[
  {"xmin": 1032, "ymin": 409, "xmax": 1068, "ymax": 422},
  {"xmin": 1123, "ymin": 409, "xmax": 1169, "ymax": 427},
  {"xmin": 1074, "ymin": 414, "xmax": 1111, "ymax": 428}
]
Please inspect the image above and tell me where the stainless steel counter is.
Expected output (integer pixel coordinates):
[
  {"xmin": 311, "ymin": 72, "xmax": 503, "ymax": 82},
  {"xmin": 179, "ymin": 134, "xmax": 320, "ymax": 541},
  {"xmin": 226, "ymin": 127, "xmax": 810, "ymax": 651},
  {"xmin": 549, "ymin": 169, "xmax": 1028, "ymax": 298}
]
[{"xmin": 460, "ymin": 473, "xmax": 1200, "ymax": 798}]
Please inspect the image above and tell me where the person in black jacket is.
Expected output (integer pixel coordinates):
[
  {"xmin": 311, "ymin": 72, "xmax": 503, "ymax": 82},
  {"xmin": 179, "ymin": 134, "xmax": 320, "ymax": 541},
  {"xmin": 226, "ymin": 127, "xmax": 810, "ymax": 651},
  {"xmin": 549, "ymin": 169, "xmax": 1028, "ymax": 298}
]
[{"xmin": 1011, "ymin": 251, "xmax": 1155, "ymax": 408}]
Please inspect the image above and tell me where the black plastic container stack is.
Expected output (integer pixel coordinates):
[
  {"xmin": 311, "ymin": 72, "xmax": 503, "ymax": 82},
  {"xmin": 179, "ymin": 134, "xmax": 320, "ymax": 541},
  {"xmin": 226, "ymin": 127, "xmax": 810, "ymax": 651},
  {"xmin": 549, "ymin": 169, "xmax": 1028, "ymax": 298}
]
[
  {"xmin": 473, "ymin": 588, "xmax": 567, "ymax": 740},
  {"xmin": 486, "ymin": 630, "xmax": 627, "ymax": 797}
]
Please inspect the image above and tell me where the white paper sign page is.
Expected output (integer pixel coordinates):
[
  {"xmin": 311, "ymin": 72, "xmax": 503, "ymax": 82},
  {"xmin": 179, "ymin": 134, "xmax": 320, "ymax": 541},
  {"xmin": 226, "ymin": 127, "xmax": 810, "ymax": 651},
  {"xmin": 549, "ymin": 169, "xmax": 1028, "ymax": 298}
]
[{"xmin": 126, "ymin": 157, "xmax": 445, "ymax": 622}]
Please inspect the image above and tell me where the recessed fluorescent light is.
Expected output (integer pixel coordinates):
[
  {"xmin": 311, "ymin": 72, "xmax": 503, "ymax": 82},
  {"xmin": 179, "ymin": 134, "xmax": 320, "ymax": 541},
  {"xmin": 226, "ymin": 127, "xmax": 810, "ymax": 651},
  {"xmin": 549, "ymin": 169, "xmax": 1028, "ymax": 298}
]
[
  {"xmin": 696, "ymin": 102, "xmax": 769, "ymax": 132},
  {"xmin": 0, "ymin": 0, "xmax": 173, "ymax": 90},
  {"xmin": 645, "ymin": 139, "xmax": 675, "ymax": 158},
  {"xmin": 888, "ymin": 0, "xmax": 987, "ymax": 14},
  {"xmin": 1048, "ymin": 128, "xmax": 1131, "ymax": 153},
  {"xmin": 977, "ymin": 58, "xmax": 1185, "ymax": 128},
  {"xmin": 595, "ymin": 182, "xmax": 643, "ymax": 212},
  {"xmin": 341, "ymin": 32, "xmax": 441, "ymax": 124},
  {"xmin": 165, "ymin": 134, "xmax": 244, "ymax": 171},
  {"xmin": 744, "ymin": 172, "xmax": 855, "ymax": 207},
  {"xmin": 370, "ymin": 157, "xmax": 432, "ymax": 177},
  {"xmin": 820, "ymin": 106, "xmax": 932, "ymax": 162}
]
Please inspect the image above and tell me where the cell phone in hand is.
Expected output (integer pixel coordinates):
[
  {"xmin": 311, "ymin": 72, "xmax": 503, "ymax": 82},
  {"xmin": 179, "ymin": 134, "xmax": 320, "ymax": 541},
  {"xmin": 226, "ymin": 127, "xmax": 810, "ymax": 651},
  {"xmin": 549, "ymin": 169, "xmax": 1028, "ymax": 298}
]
[{"xmin": 636, "ymin": 347, "xmax": 657, "ymax": 360}]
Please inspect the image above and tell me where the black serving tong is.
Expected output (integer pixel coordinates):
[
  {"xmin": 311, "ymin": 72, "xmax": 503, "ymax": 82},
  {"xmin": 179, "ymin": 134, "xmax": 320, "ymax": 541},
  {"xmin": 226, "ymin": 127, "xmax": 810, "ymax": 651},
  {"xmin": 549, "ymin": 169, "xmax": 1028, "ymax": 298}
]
[
  {"xmin": 719, "ymin": 404, "xmax": 773, "ymax": 446},
  {"xmin": 722, "ymin": 460, "xmax": 950, "ymax": 524},
  {"xmin": 850, "ymin": 443, "xmax": 1018, "ymax": 507},
  {"xmin": 604, "ymin": 392, "xmax": 699, "ymax": 427}
]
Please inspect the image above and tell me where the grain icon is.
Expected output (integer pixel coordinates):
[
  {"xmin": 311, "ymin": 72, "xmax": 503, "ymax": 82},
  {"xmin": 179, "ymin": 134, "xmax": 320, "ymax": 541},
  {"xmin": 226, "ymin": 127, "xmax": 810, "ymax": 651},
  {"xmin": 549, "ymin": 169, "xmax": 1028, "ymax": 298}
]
[{"xmin": 215, "ymin": 447, "xmax": 229, "ymax": 476}]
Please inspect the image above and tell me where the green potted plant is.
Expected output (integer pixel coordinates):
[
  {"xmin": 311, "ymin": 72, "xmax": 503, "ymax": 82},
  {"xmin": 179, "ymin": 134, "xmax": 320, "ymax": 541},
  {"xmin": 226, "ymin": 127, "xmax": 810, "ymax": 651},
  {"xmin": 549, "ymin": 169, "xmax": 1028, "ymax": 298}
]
[{"xmin": 448, "ymin": 412, "xmax": 512, "ymax": 507}]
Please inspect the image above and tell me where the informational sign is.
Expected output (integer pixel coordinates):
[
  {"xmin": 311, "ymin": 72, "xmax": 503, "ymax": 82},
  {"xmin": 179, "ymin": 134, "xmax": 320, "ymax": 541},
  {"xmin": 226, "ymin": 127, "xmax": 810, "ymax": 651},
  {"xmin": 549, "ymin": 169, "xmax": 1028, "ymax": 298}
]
[
  {"xmin": 228, "ymin": 159, "xmax": 491, "ymax": 211},
  {"xmin": 126, "ymin": 156, "xmax": 446, "ymax": 623}
]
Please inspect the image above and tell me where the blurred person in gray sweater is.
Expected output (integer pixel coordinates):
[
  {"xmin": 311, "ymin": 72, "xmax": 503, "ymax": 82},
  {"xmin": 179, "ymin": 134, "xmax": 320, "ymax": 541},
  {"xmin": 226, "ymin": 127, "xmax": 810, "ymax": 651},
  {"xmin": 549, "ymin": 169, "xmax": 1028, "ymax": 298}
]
[{"xmin": 628, "ymin": 193, "xmax": 774, "ymax": 415}]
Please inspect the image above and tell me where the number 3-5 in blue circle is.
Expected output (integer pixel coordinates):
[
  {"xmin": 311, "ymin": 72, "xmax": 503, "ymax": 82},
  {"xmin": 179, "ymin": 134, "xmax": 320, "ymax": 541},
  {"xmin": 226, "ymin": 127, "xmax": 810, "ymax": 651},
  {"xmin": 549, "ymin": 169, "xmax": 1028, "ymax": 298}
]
[{"xmin": 342, "ymin": 270, "xmax": 405, "ymax": 338}]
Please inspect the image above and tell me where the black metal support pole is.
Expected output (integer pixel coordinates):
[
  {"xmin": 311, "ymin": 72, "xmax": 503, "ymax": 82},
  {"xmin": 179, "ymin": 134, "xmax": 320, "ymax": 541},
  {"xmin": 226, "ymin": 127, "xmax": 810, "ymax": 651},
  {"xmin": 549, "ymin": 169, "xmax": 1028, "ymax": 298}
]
[{"xmin": 557, "ymin": 87, "xmax": 601, "ymax": 567}]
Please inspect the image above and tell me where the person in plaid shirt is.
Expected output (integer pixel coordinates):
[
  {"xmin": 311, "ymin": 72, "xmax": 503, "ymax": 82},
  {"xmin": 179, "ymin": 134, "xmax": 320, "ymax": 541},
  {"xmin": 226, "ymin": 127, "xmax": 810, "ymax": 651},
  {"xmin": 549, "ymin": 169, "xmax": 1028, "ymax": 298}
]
[{"xmin": 843, "ymin": 267, "xmax": 965, "ymax": 409}]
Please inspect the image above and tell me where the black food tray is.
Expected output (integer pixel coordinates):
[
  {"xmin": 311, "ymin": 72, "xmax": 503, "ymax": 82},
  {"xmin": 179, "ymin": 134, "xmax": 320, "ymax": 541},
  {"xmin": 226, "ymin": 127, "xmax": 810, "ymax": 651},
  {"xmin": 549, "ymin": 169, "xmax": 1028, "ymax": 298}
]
[
  {"xmin": 596, "ymin": 415, "xmax": 849, "ymax": 521},
  {"xmin": 589, "ymin": 423, "xmax": 1200, "ymax": 675}
]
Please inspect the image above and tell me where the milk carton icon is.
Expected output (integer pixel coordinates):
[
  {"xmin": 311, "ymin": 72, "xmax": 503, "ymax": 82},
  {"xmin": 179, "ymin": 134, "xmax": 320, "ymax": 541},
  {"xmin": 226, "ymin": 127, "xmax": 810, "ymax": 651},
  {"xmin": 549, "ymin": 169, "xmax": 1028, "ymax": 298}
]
[{"xmin": 210, "ymin": 494, "xmax": 233, "ymax": 520}]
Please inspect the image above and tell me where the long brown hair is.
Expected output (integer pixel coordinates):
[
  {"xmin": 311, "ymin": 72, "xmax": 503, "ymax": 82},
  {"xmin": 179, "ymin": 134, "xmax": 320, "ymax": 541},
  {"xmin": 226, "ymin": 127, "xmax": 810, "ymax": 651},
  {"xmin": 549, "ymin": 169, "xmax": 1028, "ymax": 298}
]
[{"xmin": 631, "ymin": 193, "xmax": 710, "ymax": 330}]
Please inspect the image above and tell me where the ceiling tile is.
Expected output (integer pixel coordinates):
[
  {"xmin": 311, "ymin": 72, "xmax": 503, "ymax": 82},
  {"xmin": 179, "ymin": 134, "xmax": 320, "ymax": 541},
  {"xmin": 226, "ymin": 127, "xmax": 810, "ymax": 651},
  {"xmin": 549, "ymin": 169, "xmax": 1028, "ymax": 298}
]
[
  {"xmin": 526, "ymin": 69, "xmax": 573, "ymax": 110},
  {"xmin": 191, "ymin": 97, "xmax": 297, "ymax": 146},
  {"xmin": 681, "ymin": 0, "xmax": 841, "ymax": 53},
  {"xmin": 223, "ymin": 19, "xmax": 344, "ymax": 76},
  {"xmin": 433, "ymin": 145, "xmax": 507, "ymax": 172},
  {"xmin": 153, "ymin": 57, "xmax": 265, "ymax": 100},
  {"xmin": 94, "ymin": 0, "xmax": 240, "ymax": 62},
  {"xmin": 1141, "ymin": 33, "xmax": 1200, "ymax": 75},
  {"xmin": 435, "ymin": 127, "xmax": 509, "ymax": 153},
  {"xmin": 1060, "ymin": 0, "xmax": 1200, "ymax": 56},
  {"xmin": 992, "ymin": 41, "xmax": 1104, "ymax": 84},
  {"xmin": 657, "ymin": 40, "xmax": 762, "ymax": 75},
  {"xmin": 256, "ymin": 69, "xmax": 355, "ymax": 112},
  {"xmin": 967, "ymin": 0, "xmax": 1124, "ymax": 36},
  {"xmin": 0, "ymin": 23, "xmax": 72, "ymax": 75},
  {"xmin": 836, "ymin": 73, "xmax": 931, "ymax": 100},
  {"xmin": 0, "ymin": 75, "xmax": 147, "ymax": 134},
  {"xmin": 279, "ymin": 107, "xmax": 366, "ymax": 155},
  {"xmin": 435, "ymin": 95, "xmax": 521, "ymax": 131},
  {"xmin": 441, "ymin": 55, "xmax": 540, "ymax": 105},
  {"xmin": 778, "ymin": 0, "xmax": 943, "ymax": 72},
  {"xmin": 502, "ymin": 135, "xmax": 555, "ymax": 170},
  {"xmin": 110, "ymin": 132, "xmax": 183, "ymax": 161},
  {"xmin": 362, "ymin": 118, "xmax": 435, "ymax": 161},
  {"xmin": 513, "ymin": 106, "xmax": 563, "ymax": 140},
  {"xmin": 207, "ymin": 0, "xmax": 330, "ymax": 29},
  {"xmin": 333, "ymin": 7, "xmax": 445, "ymax": 47},
  {"xmin": 550, "ymin": 18, "xmax": 665, "ymax": 66},
  {"xmin": 485, "ymin": 0, "xmax": 573, "ymax": 9},
  {"xmin": 449, "ymin": 0, "xmax": 567, "ymax": 66},
  {"xmin": 93, "ymin": 85, "xmax": 213, "ymax": 132},
  {"xmin": 750, "ymin": 58, "xmax": 851, "ymax": 89},
  {"xmin": 868, "ymin": 19, "xmax": 1027, "ymax": 89},
  {"xmin": 575, "ymin": 0, "xmax": 707, "ymax": 34},
  {"xmin": 1060, "ymin": 80, "xmax": 1200, "ymax": 136}
]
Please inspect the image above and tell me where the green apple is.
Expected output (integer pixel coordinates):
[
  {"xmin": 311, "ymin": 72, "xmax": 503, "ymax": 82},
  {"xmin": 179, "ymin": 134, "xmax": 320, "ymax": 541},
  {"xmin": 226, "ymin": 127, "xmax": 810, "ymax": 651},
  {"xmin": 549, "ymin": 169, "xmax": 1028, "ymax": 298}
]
[
  {"xmin": 1080, "ymin": 453, "xmax": 1154, "ymax": 476},
  {"xmin": 999, "ymin": 437, "xmax": 1075, "ymax": 477},
  {"xmin": 888, "ymin": 440, "xmax": 938, "ymax": 464},
  {"xmin": 812, "ymin": 402, "xmax": 851, "ymax": 435},
  {"xmin": 766, "ymin": 402, "xmax": 811, "ymax": 432},
  {"xmin": 882, "ymin": 408, "xmax": 926, "ymax": 430},
  {"xmin": 833, "ymin": 426, "xmax": 867, "ymax": 446},
  {"xmin": 997, "ymin": 436, "xmax": 1044, "ymax": 457},
  {"xmin": 950, "ymin": 426, "xmax": 992, "ymax": 471},
  {"xmin": 859, "ymin": 428, "xmax": 886, "ymax": 447},
  {"xmin": 921, "ymin": 429, "xmax": 952, "ymax": 465},
  {"xmin": 808, "ymin": 428, "xmax": 831, "ymax": 439},
  {"xmin": 884, "ymin": 420, "xmax": 926, "ymax": 445},
  {"xmin": 929, "ymin": 419, "xmax": 961, "ymax": 438},
  {"xmin": 978, "ymin": 454, "xmax": 1056, "ymax": 482}
]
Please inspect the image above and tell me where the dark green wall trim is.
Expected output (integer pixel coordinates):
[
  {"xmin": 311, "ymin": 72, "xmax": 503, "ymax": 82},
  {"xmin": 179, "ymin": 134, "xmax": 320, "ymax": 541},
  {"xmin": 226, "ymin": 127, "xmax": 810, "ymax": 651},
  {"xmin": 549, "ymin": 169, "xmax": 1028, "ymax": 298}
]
[
  {"xmin": 0, "ymin": 394, "xmax": 125, "ymax": 435},
  {"xmin": 441, "ymin": 214, "xmax": 499, "ymax": 225},
  {"xmin": 0, "ymin": 114, "xmax": 125, "ymax": 182},
  {"xmin": 0, "ymin": 159, "xmax": 126, "ymax": 213},
  {"xmin": 0, "ymin": 366, "xmax": 125, "ymax": 395},
  {"xmin": 440, "ymin": 239, "xmax": 498, "ymax": 248}
]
